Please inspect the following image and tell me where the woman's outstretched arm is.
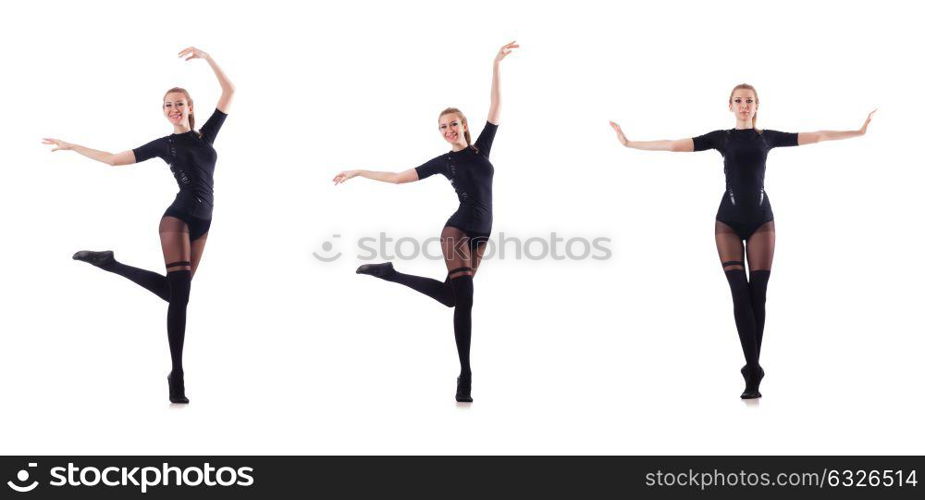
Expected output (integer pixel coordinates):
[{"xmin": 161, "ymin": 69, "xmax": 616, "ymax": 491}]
[
  {"xmin": 179, "ymin": 47, "xmax": 236, "ymax": 113},
  {"xmin": 797, "ymin": 109, "xmax": 876, "ymax": 145},
  {"xmin": 333, "ymin": 169, "xmax": 419, "ymax": 185},
  {"xmin": 42, "ymin": 138, "xmax": 136, "ymax": 166},
  {"xmin": 487, "ymin": 41, "xmax": 519, "ymax": 125},
  {"xmin": 609, "ymin": 122, "xmax": 694, "ymax": 152}
]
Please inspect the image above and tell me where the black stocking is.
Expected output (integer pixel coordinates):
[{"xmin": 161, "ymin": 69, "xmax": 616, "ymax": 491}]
[
  {"xmin": 716, "ymin": 221, "xmax": 776, "ymax": 367},
  {"xmin": 450, "ymin": 274, "xmax": 474, "ymax": 377},
  {"xmin": 376, "ymin": 269, "xmax": 456, "ymax": 307},
  {"xmin": 79, "ymin": 255, "xmax": 170, "ymax": 302},
  {"xmin": 716, "ymin": 222, "xmax": 758, "ymax": 369},
  {"xmin": 441, "ymin": 226, "xmax": 484, "ymax": 378},
  {"xmin": 745, "ymin": 223, "xmax": 775, "ymax": 357},
  {"xmin": 357, "ymin": 227, "xmax": 488, "ymax": 308},
  {"xmin": 357, "ymin": 226, "xmax": 486, "ymax": 382},
  {"xmin": 159, "ymin": 217, "xmax": 194, "ymax": 374}
]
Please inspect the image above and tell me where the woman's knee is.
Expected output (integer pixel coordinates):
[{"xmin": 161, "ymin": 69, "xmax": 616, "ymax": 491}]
[
  {"xmin": 167, "ymin": 270, "xmax": 192, "ymax": 304},
  {"xmin": 449, "ymin": 274, "xmax": 474, "ymax": 309}
]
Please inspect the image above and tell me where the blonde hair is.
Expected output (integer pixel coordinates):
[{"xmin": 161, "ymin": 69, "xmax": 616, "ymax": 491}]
[
  {"xmin": 163, "ymin": 87, "xmax": 197, "ymax": 133},
  {"xmin": 729, "ymin": 83, "xmax": 760, "ymax": 130}
]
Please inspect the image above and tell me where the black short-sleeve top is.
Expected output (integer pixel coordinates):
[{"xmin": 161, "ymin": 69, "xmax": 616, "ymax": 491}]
[
  {"xmin": 133, "ymin": 108, "xmax": 227, "ymax": 219},
  {"xmin": 414, "ymin": 122, "xmax": 497, "ymax": 234},
  {"xmin": 692, "ymin": 128, "xmax": 798, "ymax": 201}
]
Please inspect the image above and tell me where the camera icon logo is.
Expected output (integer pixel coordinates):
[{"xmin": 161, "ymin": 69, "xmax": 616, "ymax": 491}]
[
  {"xmin": 7, "ymin": 463, "xmax": 39, "ymax": 493},
  {"xmin": 312, "ymin": 234, "xmax": 343, "ymax": 262}
]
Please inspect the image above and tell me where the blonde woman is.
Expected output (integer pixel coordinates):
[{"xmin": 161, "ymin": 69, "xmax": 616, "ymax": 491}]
[
  {"xmin": 610, "ymin": 84, "xmax": 874, "ymax": 398},
  {"xmin": 334, "ymin": 42, "xmax": 519, "ymax": 402},
  {"xmin": 45, "ymin": 47, "xmax": 235, "ymax": 404}
]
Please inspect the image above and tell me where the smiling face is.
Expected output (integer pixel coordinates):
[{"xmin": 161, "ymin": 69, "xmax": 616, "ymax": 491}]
[
  {"xmin": 439, "ymin": 112, "xmax": 468, "ymax": 148},
  {"xmin": 163, "ymin": 91, "xmax": 193, "ymax": 128},
  {"xmin": 728, "ymin": 87, "xmax": 758, "ymax": 125}
]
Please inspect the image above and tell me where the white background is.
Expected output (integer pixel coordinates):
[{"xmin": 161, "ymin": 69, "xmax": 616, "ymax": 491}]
[{"xmin": 1, "ymin": 0, "xmax": 922, "ymax": 454}]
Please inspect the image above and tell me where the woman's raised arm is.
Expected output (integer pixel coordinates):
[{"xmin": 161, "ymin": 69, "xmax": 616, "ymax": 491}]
[
  {"xmin": 487, "ymin": 41, "xmax": 519, "ymax": 125},
  {"xmin": 179, "ymin": 47, "xmax": 236, "ymax": 113}
]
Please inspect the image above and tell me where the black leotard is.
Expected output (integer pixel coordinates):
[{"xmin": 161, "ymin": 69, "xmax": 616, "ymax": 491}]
[
  {"xmin": 133, "ymin": 109, "xmax": 227, "ymax": 222},
  {"xmin": 693, "ymin": 128, "xmax": 798, "ymax": 240},
  {"xmin": 415, "ymin": 122, "xmax": 497, "ymax": 236}
]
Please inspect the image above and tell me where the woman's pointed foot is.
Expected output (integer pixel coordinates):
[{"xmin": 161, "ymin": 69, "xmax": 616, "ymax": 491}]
[
  {"xmin": 740, "ymin": 364, "xmax": 764, "ymax": 399},
  {"xmin": 72, "ymin": 250, "xmax": 115, "ymax": 269},
  {"xmin": 455, "ymin": 373, "xmax": 473, "ymax": 403},
  {"xmin": 168, "ymin": 370, "xmax": 189, "ymax": 404},
  {"xmin": 356, "ymin": 262, "xmax": 396, "ymax": 278}
]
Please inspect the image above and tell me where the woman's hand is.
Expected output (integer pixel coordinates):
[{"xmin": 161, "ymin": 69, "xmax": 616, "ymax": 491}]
[
  {"xmin": 859, "ymin": 109, "xmax": 877, "ymax": 134},
  {"xmin": 494, "ymin": 41, "xmax": 519, "ymax": 64},
  {"xmin": 178, "ymin": 46, "xmax": 210, "ymax": 61},
  {"xmin": 333, "ymin": 170, "xmax": 361, "ymax": 185},
  {"xmin": 609, "ymin": 122, "xmax": 628, "ymax": 146},
  {"xmin": 42, "ymin": 138, "xmax": 74, "ymax": 152},
  {"xmin": 180, "ymin": 46, "xmax": 235, "ymax": 113}
]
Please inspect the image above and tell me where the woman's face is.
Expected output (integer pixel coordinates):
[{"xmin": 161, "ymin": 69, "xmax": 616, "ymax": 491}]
[
  {"xmin": 438, "ymin": 113, "xmax": 468, "ymax": 147},
  {"xmin": 163, "ymin": 92, "xmax": 192, "ymax": 127},
  {"xmin": 729, "ymin": 89, "xmax": 758, "ymax": 123}
]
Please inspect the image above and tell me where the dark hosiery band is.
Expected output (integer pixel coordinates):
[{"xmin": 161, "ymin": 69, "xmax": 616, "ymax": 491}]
[
  {"xmin": 166, "ymin": 261, "xmax": 192, "ymax": 268},
  {"xmin": 722, "ymin": 260, "xmax": 745, "ymax": 268},
  {"xmin": 447, "ymin": 267, "xmax": 473, "ymax": 275}
]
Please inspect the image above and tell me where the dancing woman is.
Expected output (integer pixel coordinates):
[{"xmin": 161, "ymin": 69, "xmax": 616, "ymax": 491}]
[
  {"xmin": 44, "ymin": 47, "xmax": 234, "ymax": 403},
  {"xmin": 610, "ymin": 84, "xmax": 874, "ymax": 398},
  {"xmin": 333, "ymin": 42, "xmax": 518, "ymax": 402}
]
